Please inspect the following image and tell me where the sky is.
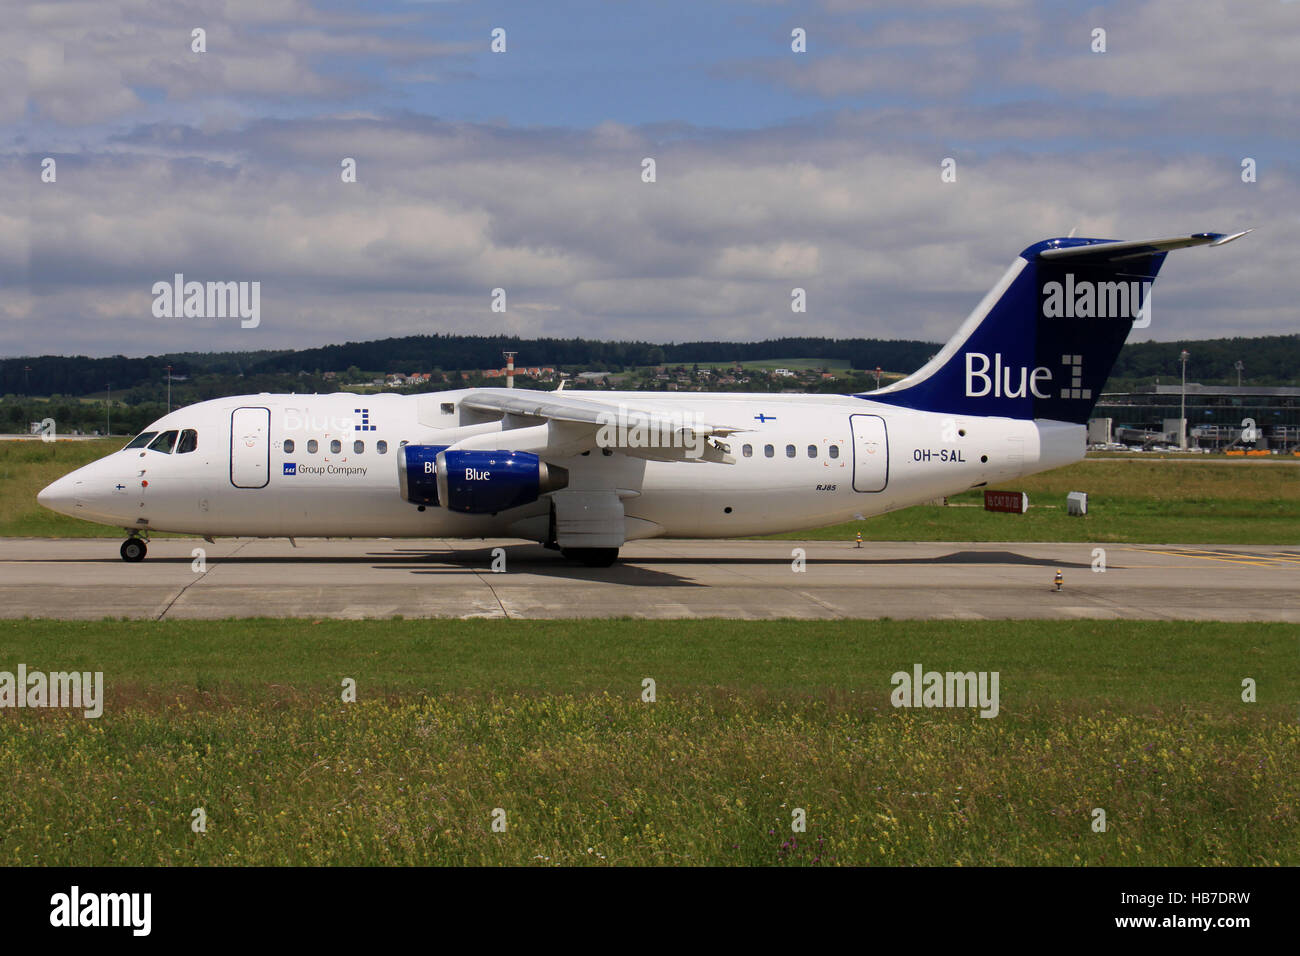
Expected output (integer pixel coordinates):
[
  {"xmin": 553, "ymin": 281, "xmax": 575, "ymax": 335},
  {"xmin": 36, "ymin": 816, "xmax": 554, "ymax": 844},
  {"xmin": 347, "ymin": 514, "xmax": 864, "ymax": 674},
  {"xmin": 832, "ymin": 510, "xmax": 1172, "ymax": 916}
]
[{"xmin": 3, "ymin": 0, "xmax": 1297, "ymax": 358}]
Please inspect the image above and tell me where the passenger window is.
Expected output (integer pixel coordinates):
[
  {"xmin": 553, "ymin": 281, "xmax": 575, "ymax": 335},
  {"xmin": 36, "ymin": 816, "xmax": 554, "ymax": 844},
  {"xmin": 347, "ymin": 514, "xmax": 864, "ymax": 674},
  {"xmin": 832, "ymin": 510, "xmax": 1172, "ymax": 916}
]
[
  {"xmin": 177, "ymin": 429, "xmax": 198, "ymax": 453},
  {"xmin": 354, "ymin": 440, "xmax": 364, "ymax": 454},
  {"xmin": 125, "ymin": 431, "xmax": 158, "ymax": 450},
  {"xmin": 377, "ymin": 440, "xmax": 388, "ymax": 454},
  {"xmin": 282, "ymin": 439, "xmax": 294, "ymax": 454},
  {"xmin": 785, "ymin": 444, "xmax": 796, "ymax": 458},
  {"xmin": 440, "ymin": 403, "xmax": 455, "ymax": 414},
  {"xmin": 829, "ymin": 445, "xmax": 840, "ymax": 459},
  {"xmin": 807, "ymin": 445, "xmax": 817, "ymax": 458},
  {"xmin": 742, "ymin": 444, "xmax": 753, "ymax": 458},
  {"xmin": 307, "ymin": 439, "xmax": 318, "ymax": 454},
  {"xmin": 764, "ymin": 444, "xmax": 774, "ymax": 458},
  {"xmin": 147, "ymin": 430, "xmax": 178, "ymax": 454},
  {"xmin": 330, "ymin": 439, "xmax": 341, "ymax": 454}
]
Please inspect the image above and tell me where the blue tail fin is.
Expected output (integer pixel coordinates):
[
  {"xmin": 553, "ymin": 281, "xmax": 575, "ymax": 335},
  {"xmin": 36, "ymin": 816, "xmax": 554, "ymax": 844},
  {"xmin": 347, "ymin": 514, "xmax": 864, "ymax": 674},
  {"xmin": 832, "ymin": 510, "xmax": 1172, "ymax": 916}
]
[{"xmin": 863, "ymin": 232, "xmax": 1249, "ymax": 424}]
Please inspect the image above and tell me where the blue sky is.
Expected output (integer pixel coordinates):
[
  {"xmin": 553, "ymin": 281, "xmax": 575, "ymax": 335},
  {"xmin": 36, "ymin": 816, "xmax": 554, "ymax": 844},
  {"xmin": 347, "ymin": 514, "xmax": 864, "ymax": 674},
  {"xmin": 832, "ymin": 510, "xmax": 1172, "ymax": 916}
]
[{"xmin": 3, "ymin": 0, "xmax": 1296, "ymax": 357}]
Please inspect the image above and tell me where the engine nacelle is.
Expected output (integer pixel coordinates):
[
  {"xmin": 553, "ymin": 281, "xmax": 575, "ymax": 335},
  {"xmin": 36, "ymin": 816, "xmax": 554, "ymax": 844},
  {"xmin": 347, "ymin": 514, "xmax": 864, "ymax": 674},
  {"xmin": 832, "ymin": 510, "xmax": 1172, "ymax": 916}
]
[
  {"xmin": 437, "ymin": 449, "xmax": 567, "ymax": 514},
  {"xmin": 398, "ymin": 444, "xmax": 449, "ymax": 505}
]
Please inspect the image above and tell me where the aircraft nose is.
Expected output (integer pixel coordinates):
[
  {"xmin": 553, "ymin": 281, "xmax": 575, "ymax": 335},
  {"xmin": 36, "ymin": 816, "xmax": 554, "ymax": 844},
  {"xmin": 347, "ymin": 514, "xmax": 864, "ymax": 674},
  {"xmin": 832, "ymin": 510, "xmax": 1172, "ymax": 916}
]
[{"xmin": 37, "ymin": 473, "xmax": 81, "ymax": 516}]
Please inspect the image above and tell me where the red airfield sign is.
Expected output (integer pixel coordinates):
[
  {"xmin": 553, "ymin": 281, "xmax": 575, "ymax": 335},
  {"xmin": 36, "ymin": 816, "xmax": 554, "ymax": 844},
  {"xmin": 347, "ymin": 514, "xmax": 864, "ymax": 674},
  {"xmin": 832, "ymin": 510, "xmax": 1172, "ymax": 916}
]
[{"xmin": 984, "ymin": 490, "xmax": 1028, "ymax": 514}]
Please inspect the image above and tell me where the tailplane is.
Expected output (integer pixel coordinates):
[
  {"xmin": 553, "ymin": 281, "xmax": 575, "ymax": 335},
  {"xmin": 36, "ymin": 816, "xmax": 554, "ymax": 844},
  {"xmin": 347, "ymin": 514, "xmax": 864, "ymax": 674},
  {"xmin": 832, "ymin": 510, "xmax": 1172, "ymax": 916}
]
[{"xmin": 864, "ymin": 231, "xmax": 1249, "ymax": 424}]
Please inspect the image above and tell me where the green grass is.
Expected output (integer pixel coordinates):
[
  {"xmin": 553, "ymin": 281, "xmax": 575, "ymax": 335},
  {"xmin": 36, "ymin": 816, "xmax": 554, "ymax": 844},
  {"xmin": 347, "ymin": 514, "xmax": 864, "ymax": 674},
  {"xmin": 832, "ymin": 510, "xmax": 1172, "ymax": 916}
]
[
  {"xmin": 1087, "ymin": 451, "xmax": 1300, "ymax": 460},
  {"xmin": 2, "ymin": 617, "xmax": 1294, "ymax": 701},
  {"xmin": 0, "ymin": 618, "xmax": 1295, "ymax": 866},
  {"xmin": 775, "ymin": 459, "xmax": 1300, "ymax": 544},
  {"xmin": 0, "ymin": 439, "xmax": 124, "ymax": 536}
]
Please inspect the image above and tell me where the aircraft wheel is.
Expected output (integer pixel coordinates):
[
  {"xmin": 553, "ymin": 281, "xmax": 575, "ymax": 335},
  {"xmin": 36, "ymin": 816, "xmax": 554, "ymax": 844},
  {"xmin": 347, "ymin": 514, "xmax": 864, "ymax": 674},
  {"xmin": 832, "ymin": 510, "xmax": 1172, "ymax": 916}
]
[
  {"xmin": 120, "ymin": 538, "xmax": 147, "ymax": 562},
  {"xmin": 561, "ymin": 547, "xmax": 619, "ymax": 567}
]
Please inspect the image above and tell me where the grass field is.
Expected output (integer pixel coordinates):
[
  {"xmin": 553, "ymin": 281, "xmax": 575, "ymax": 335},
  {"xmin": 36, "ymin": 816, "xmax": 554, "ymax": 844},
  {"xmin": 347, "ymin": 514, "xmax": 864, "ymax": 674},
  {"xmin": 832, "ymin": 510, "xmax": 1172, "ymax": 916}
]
[
  {"xmin": 0, "ymin": 618, "xmax": 1295, "ymax": 866},
  {"xmin": 777, "ymin": 459, "xmax": 1300, "ymax": 544},
  {"xmin": 2, "ymin": 439, "xmax": 1297, "ymax": 543},
  {"xmin": 0, "ymin": 439, "xmax": 123, "ymax": 537}
]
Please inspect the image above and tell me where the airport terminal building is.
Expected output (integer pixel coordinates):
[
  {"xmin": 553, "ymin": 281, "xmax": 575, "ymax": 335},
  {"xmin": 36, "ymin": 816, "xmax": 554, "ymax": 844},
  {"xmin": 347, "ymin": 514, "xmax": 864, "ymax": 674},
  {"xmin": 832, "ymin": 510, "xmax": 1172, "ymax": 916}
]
[{"xmin": 1090, "ymin": 384, "xmax": 1300, "ymax": 451}]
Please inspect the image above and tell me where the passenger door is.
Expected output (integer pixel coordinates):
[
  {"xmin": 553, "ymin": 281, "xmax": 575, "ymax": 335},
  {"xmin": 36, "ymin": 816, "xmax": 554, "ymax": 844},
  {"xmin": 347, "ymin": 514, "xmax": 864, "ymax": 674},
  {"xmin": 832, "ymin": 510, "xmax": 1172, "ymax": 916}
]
[
  {"xmin": 850, "ymin": 413, "xmax": 889, "ymax": 492},
  {"xmin": 230, "ymin": 406, "xmax": 270, "ymax": 489}
]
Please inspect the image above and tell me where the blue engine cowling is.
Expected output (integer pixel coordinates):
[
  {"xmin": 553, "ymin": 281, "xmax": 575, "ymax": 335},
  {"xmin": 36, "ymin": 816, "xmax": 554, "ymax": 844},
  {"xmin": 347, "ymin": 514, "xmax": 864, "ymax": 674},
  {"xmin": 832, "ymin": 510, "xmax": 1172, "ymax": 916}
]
[
  {"xmin": 398, "ymin": 444, "xmax": 448, "ymax": 505},
  {"xmin": 438, "ymin": 449, "xmax": 567, "ymax": 514}
]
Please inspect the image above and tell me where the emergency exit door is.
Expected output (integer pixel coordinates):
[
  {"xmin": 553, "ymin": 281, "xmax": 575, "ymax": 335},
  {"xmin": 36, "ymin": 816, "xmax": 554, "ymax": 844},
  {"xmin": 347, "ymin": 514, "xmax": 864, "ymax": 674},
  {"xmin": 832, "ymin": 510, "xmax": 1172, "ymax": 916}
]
[
  {"xmin": 850, "ymin": 414, "xmax": 889, "ymax": 492},
  {"xmin": 230, "ymin": 406, "xmax": 270, "ymax": 488}
]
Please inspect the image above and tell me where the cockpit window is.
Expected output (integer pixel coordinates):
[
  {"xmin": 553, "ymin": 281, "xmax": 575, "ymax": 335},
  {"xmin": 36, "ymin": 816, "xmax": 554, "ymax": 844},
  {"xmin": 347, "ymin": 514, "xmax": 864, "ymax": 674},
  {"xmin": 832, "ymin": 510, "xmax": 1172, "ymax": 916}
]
[
  {"xmin": 177, "ymin": 429, "xmax": 198, "ymax": 454},
  {"xmin": 125, "ymin": 431, "xmax": 158, "ymax": 450},
  {"xmin": 147, "ymin": 430, "xmax": 179, "ymax": 454}
]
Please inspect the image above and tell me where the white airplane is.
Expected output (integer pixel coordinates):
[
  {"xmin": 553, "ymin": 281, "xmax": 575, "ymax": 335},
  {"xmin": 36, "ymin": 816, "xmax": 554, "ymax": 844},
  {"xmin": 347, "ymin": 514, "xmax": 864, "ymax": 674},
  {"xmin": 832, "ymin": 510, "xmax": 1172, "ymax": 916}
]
[{"xmin": 38, "ymin": 231, "xmax": 1247, "ymax": 566}]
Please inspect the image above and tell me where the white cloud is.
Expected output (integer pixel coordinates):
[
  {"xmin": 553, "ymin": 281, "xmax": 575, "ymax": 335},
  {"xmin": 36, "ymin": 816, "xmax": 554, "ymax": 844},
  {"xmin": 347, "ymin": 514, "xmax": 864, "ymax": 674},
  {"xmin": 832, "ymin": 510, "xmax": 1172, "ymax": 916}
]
[
  {"xmin": 2, "ymin": 113, "xmax": 1288, "ymax": 357},
  {"xmin": 12, "ymin": 0, "xmax": 468, "ymax": 126},
  {"xmin": 0, "ymin": 0, "xmax": 1291, "ymax": 358}
]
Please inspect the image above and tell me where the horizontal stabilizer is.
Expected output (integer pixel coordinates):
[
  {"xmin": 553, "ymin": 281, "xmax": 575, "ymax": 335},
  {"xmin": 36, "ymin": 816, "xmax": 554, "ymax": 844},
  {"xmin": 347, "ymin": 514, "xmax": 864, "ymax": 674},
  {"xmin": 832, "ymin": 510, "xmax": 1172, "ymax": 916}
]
[{"xmin": 1035, "ymin": 230, "xmax": 1251, "ymax": 263}]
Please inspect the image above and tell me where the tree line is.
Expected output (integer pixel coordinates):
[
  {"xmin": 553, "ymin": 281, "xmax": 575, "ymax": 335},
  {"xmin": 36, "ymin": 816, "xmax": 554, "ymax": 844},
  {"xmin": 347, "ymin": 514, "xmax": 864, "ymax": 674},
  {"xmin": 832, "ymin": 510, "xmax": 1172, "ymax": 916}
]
[{"xmin": 3, "ymin": 333, "xmax": 1296, "ymax": 398}]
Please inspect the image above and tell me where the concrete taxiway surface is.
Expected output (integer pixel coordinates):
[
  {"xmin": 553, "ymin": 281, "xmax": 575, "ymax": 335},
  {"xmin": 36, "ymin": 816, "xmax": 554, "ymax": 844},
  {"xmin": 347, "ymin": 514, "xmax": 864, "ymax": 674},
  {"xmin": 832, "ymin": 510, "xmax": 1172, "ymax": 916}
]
[{"xmin": 0, "ymin": 537, "xmax": 1296, "ymax": 622}]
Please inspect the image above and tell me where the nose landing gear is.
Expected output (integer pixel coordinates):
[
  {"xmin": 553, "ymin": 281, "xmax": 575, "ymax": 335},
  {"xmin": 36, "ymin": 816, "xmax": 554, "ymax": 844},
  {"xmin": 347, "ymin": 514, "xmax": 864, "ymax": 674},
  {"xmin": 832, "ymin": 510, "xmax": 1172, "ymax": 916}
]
[{"xmin": 120, "ymin": 535, "xmax": 148, "ymax": 562}]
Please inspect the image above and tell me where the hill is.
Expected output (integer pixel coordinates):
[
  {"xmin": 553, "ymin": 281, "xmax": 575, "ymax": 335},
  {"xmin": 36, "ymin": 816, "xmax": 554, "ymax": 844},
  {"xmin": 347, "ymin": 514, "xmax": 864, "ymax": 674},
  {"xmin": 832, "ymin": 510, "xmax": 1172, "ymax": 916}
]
[{"xmin": 2, "ymin": 333, "xmax": 1296, "ymax": 399}]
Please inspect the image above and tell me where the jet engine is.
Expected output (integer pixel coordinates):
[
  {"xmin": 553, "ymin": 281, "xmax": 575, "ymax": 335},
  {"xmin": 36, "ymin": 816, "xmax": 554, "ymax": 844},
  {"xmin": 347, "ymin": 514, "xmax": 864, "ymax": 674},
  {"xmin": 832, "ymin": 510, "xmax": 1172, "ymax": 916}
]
[
  {"xmin": 397, "ymin": 444, "xmax": 449, "ymax": 505},
  {"xmin": 399, "ymin": 445, "xmax": 567, "ymax": 513}
]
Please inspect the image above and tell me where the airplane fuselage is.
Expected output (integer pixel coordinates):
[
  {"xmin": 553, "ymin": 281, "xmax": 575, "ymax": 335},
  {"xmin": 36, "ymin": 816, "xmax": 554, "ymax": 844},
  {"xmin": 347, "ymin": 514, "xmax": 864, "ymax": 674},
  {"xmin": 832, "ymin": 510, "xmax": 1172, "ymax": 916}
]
[{"xmin": 40, "ymin": 389, "xmax": 1083, "ymax": 541}]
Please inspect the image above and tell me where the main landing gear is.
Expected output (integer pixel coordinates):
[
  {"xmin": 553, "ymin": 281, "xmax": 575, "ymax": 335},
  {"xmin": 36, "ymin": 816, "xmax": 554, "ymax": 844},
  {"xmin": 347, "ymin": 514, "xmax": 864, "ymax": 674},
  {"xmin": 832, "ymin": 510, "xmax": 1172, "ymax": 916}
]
[
  {"xmin": 120, "ymin": 534, "xmax": 147, "ymax": 562},
  {"xmin": 560, "ymin": 547, "xmax": 620, "ymax": 568}
]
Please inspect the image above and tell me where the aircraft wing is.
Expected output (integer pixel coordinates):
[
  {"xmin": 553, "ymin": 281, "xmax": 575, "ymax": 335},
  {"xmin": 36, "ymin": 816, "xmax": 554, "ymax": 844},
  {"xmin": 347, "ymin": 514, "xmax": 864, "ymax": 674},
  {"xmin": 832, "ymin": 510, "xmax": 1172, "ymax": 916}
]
[{"xmin": 456, "ymin": 388, "xmax": 742, "ymax": 463}]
